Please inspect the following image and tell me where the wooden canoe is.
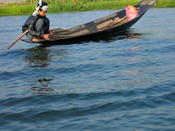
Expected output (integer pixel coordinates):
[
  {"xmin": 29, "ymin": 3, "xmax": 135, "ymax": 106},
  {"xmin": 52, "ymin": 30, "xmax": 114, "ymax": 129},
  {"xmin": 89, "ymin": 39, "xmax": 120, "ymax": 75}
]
[{"xmin": 21, "ymin": 0, "xmax": 157, "ymax": 45}]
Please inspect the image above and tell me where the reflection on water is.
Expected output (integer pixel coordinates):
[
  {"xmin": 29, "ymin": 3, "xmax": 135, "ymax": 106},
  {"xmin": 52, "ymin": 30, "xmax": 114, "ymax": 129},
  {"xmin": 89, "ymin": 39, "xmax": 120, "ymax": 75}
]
[
  {"xmin": 88, "ymin": 29, "xmax": 142, "ymax": 43},
  {"xmin": 24, "ymin": 46, "xmax": 70, "ymax": 95},
  {"xmin": 25, "ymin": 47, "xmax": 51, "ymax": 68},
  {"xmin": 29, "ymin": 77, "xmax": 55, "ymax": 95},
  {"xmin": 25, "ymin": 47, "xmax": 53, "ymax": 95}
]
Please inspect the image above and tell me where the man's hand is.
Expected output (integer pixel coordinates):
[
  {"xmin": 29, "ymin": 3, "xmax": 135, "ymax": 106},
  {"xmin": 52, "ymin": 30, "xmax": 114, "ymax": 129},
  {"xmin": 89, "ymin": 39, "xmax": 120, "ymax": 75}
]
[{"xmin": 49, "ymin": 31, "xmax": 54, "ymax": 35}]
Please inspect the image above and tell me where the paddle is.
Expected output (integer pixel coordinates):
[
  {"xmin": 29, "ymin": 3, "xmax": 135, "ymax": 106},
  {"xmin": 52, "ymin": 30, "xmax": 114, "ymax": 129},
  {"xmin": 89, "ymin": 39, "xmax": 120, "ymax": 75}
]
[{"xmin": 7, "ymin": 29, "xmax": 28, "ymax": 50}]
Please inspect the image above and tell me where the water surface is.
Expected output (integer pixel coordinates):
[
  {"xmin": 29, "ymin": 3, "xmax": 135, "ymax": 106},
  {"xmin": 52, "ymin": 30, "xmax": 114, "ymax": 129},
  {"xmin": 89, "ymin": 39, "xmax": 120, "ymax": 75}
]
[{"xmin": 0, "ymin": 8, "xmax": 175, "ymax": 130}]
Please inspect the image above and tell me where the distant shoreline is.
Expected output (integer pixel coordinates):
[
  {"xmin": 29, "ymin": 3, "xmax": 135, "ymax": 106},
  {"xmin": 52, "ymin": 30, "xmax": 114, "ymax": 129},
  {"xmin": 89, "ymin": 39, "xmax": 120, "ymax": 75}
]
[{"xmin": 0, "ymin": 0, "xmax": 174, "ymax": 16}]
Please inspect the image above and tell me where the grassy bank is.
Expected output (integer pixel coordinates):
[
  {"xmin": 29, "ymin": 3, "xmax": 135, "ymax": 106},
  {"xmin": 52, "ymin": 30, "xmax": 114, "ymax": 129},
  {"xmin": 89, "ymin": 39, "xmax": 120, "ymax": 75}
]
[{"xmin": 0, "ymin": 0, "xmax": 174, "ymax": 16}]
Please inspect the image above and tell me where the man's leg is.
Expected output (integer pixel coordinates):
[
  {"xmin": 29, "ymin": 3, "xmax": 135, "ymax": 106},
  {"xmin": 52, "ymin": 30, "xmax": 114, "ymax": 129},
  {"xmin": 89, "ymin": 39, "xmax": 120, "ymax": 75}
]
[
  {"xmin": 35, "ymin": 18, "xmax": 44, "ymax": 34},
  {"xmin": 32, "ymin": 18, "xmax": 44, "ymax": 41}
]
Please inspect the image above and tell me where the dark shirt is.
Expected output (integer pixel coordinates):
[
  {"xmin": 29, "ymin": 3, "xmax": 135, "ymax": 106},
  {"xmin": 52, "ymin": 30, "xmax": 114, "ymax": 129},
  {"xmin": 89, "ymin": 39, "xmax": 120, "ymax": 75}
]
[{"xmin": 22, "ymin": 15, "xmax": 50, "ymax": 38}]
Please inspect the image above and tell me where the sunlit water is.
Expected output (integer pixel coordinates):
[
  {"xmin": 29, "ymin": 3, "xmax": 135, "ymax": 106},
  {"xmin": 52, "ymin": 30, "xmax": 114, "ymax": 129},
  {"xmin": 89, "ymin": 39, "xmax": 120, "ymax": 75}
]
[{"xmin": 0, "ymin": 8, "xmax": 175, "ymax": 130}]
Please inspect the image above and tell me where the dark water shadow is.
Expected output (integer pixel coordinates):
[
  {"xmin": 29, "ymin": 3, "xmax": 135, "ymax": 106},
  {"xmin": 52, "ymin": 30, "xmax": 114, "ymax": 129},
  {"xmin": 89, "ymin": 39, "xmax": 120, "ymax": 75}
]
[
  {"xmin": 24, "ymin": 47, "xmax": 51, "ymax": 68},
  {"xmin": 24, "ymin": 47, "xmax": 54, "ymax": 95},
  {"xmin": 29, "ymin": 77, "xmax": 55, "ymax": 95},
  {"xmin": 24, "ymin": 46, "xmax": 69, "ymax": 95},
  {"xmin": 25, "ymin": 45, "xmax": 69, "ymax": 68},
  {"xmin": 89, "ymin": 28, "xmax": 143, "ymax": 43}
]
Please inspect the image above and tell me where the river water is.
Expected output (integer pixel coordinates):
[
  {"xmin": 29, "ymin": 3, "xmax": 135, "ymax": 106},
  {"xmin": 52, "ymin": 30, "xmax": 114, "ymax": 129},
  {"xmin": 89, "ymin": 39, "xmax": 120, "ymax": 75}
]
[{"xmin": 0, "ymin": 8, "xmax": 175, "ymax": 130}]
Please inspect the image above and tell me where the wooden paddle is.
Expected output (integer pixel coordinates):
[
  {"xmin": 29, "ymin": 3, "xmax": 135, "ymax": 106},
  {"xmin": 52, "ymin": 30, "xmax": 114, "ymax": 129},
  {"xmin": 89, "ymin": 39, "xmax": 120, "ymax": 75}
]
[{"xmin": 7, "ymin": 29, "xmax": 28, "ymax": 50}]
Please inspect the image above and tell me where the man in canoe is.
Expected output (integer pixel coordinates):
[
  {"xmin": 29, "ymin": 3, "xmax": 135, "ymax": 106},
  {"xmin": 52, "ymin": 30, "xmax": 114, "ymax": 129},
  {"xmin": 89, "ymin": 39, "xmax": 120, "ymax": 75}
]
[{"xmin": 22, "ymin": 0, "xmax": 52, "ymax": 41}]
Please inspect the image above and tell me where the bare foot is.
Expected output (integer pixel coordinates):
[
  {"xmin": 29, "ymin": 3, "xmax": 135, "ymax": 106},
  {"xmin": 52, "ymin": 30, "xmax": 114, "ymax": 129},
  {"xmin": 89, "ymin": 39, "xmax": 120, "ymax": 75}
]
[{"xmin": 32, "ymin": 37, "xmax": 44, "ymax": 42}]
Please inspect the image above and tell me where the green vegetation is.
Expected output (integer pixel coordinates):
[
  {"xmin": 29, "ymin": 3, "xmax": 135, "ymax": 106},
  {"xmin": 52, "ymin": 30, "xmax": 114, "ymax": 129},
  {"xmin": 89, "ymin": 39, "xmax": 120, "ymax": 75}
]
[
  {"xmin": 0, "ymin": 0, "xmax": 174, "ymax": 16},
  {"xmin": 156, "ymin": 0, "xmax": 175, "ymax": 8}
]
